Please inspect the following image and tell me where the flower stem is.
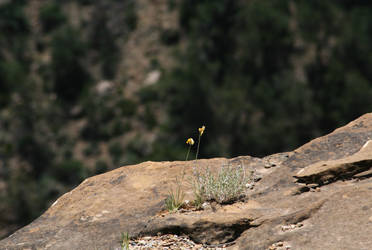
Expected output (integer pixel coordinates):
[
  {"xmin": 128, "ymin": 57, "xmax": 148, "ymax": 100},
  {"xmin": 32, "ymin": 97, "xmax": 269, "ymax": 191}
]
[
  {"xmin": 185, "ymin": 145, "xmax": 191, "ymax": 161},
  {"xmin": 196, "ymin": 134, "xmax": 201, "ymax": 160}
]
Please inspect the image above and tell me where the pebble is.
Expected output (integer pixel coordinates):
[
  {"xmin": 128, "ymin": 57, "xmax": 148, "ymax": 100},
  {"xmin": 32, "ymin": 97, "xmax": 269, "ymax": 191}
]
[
  {"xmin": 129, "ymin": 234, "xmax": 229, "ymax": 249},
  {"xmin": 268, "ymin": 241, "xmax": 291, "ymax": 250},
  {"xmin": 281, "ymin": 223, "xmax": 303, "ymax": 232}
]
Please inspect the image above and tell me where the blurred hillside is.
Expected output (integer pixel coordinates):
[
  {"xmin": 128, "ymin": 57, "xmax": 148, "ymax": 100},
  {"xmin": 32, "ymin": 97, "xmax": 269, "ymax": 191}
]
[{"xmin": 1, "ymin": 0, "xmax": 372, "ymax": 239}]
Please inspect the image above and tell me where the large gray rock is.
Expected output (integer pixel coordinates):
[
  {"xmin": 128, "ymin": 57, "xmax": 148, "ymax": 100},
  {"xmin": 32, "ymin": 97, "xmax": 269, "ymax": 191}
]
[{"xmin": 1, "ymin": 113, "xmax": 372, "ymax": 250}]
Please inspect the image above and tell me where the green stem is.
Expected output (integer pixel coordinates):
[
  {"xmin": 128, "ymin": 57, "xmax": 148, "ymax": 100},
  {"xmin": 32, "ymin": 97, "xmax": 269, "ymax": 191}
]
[
  {"xmin": 185, "ymin": 145, "xmax": 191, "ymax": 161},
  {"xmin": 196, "ymin": 134, "xmax": 201, "ymax": 160}
]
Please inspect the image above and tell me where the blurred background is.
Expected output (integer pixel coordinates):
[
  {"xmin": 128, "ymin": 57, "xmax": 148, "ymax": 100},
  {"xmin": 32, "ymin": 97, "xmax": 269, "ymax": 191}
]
[{"xmin": 1, "ymin": 0, "xmax": 372, "ymax": 239}]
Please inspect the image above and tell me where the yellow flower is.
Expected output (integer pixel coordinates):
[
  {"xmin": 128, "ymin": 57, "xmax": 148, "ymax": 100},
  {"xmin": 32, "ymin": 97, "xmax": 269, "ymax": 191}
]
[
  {"xmin": 186, "ymin": 138, "xmax": 195, "ymax": 145},
  {"xmin": 198, "ymin": 125, "xmax": 206, "ymax": 136}
]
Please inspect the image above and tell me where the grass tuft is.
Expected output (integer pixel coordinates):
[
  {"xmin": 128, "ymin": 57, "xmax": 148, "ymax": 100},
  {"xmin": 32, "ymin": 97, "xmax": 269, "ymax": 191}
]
[
  {"xmin": 165, "ymin": 184, "xmax": 185, "ymax": 212},
  {"xmin": 120, "ymin": 232, "xmax": 130, "ymax": 250}
]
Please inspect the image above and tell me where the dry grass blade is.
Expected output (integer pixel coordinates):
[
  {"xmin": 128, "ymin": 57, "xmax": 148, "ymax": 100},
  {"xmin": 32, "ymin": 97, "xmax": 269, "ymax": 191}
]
[{"xmin": 165, "ymin": 185, "xmax": 185, "ymax": 212}]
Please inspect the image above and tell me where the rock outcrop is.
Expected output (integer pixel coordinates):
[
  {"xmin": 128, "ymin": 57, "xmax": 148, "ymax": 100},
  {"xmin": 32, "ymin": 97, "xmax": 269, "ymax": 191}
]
[{"xmin": 2, "ymin": 114, "xmax": 372, "ymax": 250}]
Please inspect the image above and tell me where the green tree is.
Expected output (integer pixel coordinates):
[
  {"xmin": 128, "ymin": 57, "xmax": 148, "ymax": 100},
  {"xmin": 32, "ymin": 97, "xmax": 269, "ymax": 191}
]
[{"xmin": 51, "ymin": 26, "xmax": 91, "ymax": 104}]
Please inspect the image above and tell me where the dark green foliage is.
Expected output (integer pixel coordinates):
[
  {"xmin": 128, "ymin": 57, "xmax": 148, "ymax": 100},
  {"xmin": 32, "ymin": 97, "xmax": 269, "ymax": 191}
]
[
  {"xmin": 77, "ymin": 0, "xmax": 95, "ymax": 5},
  {"xmin": 80, "ymin": 121, "xmax": 111, "ymax": 142},
  {"xmin": 137, "ymin": 85, "xmax": 159, "ymax": 103},
  {"xmin": 167, "ymin": 0, "xmax": 177, "ymax": 11},
  {"xmin": 94, "ymin": 160, "xmax": 109, "ymax": 175},
  {"xmin": 142, "ymin": 105, "xmax": 157, "ymax": 130},
  {"xmin": 80, "ymin": 94, "xmax": 132, "ymax": 141},
  {"xmin": 159, "ymin": 0, "xmax": 372, "ymax": 158},
  {"xmin": 17, "ymin": 135, "xmax": 54, "ymax": 178},
  {"xmin": 124, "ymin": 0, "xmax": 137, "ymax": 31},
  {"xmin": 0, "ymin": 4, "xmax": 29, "ymax": 81},
  {"xmin": 160, "ymin": 29, "xmax": 180, "ymax": 46},
  {"xmin": 51, "ymin": 26, "xmax": 91, "ymax": 104},
  {"xmin": 86, "ymin": 0, "xmax": 137, "ymax": 79},
  {"xmin": 39, "ymin": 2, "xmax": 66, "ymax": 33},
  {"xmin": 0, "ymin": 1, "xmax": 29, "ymax": 40},
  {"xmin": 110, "ymin": 119, "xmax": 131, "ymax": 136},
  {"xmin": 53, "ymin": 159, "xmax": 87, "ymax": 185},
  {"xmin": 109, "ymin": 142, "xmax": 123, "ymax": 165},
  {"xmin": 0, "ymin": 1, "xmax": 29, "ymax": 100},
  {"xmin": 118, "ymin": 98, "xmax": 137, "ymax": 117},
  {"xmin": 83, "ymin": 143, "xmax": 101, "ymax": 157},
  {"xmin": 0, "ymin": 60, "xmax": 27, "ymax": 107},
  {"xmin": 6, "ymin": 170, "xmax": 43, "ymax": 225},
  {"xmin": 88, "ymin": 9, "xmax": 120, "ymax": 79}
]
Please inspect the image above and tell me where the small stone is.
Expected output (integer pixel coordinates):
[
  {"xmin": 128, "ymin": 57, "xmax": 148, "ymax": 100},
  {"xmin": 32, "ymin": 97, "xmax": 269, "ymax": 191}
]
[
  {"xmin": 202, "ymin": 202, "xmax": 211, "ymax": 210},
  {"xmin": 264, "ymin": 164, "xmax": 272, "ymax": 169},
  {"xmin": 254, "ymin": 176, "xmax": 262, "ymax": 182}
]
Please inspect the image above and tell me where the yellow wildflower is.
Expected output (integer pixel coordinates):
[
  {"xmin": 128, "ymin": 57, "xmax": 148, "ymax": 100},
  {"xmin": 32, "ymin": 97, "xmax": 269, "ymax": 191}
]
[
  {"xmin": 186, "ymin": 138, "xmax": 195, "ymax": 145},
  {"xmin": 198, "ymin": 125, "xmax": 206, "ymax": 136}
]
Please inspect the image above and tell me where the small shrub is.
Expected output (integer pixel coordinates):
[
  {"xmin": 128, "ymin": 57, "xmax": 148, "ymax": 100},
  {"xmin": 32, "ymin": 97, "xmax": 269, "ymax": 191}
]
[
  {"xmin": 51, "ymin": 26, "xmax": 91, "ymax": 104},
  {"xmin": 94, "ymin": 160, "xmax": 108, "ymax": 175},
  {"xmin": 39, "ymin": 2, "xmax": 66, "ymax": 33},
  {"xmin": 109, "ymin": 142, "xmax": 123, "ymax": 165},
  {"xmin": 54, "ymin": 159, "xmax": 87, "ymax": 185},
  {"xmin": 160, "ymin": 29, "xmax": 180, "ymax": 46},
  {"xmin": 124, "ymin": 1, "xmax": 137, "ymax": 31},
  {"xmin": 142, "ymin": 105, "xmax": 157, "ymax": 130},
  {"xmin": 83, "ymin": 143, "xmax": 100, "ymax": 156},
  {"xmin": 191, "ymin": 163, "xmax": 253, "ymax": 204},
  {"xmin": 118, "ymin": 99, "xmax": 136, "ymax": 117},
  {"xmin": 110, "ymin": 119, "xmax": 131, "ymax": 137}
]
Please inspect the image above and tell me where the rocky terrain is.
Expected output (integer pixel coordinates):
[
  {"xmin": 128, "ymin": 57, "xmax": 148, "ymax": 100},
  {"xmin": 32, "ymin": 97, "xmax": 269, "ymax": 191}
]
[{"xmin": 1, "ymin": 113, "xmax": 372, "ymax": 249}]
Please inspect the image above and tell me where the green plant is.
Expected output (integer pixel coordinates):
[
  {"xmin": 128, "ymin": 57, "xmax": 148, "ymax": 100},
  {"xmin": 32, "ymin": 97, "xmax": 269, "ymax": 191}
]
[
  {"xmin": 120, "ymin": 232, "xmax": 130, "ymax": 250},
  {"xmin": 39, "ymin": 2, "xmax": 66, "ymax": 33},
  {"xmin": 109, "ymin": 142, "xmax": 123, "ymax": 165},
  {"xmin": 51, "ymin": 25, "xmax": 91, "ymax": 104},
  {"xmin": 94, "ymin": 160, "xmax": 108, "ymax": 175},
  {"xmin": 164, "ymin": 129, "xmax": 199, "ymax": 212},
  {"xmin": 165, "ymin": 184, "xmax": 185, "ymax": 213},
  {"xmin": 192, "ymin": 181, "xmax": 204, "ymax": 209},
  {"xmin": 191, "ymin": 163, "xmax": 253, "ymax": 204},
  {"xmin": 124, "ymin": 0, "xmax": 137, "ymax": 31}
]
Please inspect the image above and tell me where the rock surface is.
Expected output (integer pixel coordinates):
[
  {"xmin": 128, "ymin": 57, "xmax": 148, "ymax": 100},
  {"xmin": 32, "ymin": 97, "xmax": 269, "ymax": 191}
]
[{"xmin": 1, "ymin": 113, "xmax": 372, "ymax": 250}]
